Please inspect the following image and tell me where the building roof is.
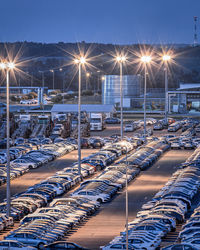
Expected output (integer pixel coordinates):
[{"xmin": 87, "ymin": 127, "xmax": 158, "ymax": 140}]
[
  {"xmin": 51, "ymin": 104, "xmax": 116, "ymax": 113},
  {"xmin": 178, "ymin": 83, "xmax": 200, "ymax": 90}
]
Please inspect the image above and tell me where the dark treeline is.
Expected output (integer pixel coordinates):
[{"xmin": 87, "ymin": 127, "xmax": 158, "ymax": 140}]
[{"xmin": 1, "ymin": 41, "xmax": 200, "ymax": 91}]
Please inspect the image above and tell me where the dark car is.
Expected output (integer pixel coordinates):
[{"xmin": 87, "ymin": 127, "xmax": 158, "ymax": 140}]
[
  {"xmin": 81, "ymin": 138, "xmax": 90, "ymax": 148},
  {"xmin": 90, "ymin": 139, "xmax": 104, "ymax": 148},
  {"xmin": 105, "ymin": 117, "xmax": 120, "ymax": 124}
]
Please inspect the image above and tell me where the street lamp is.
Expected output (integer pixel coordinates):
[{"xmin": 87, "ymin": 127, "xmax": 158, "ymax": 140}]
[
  {"xmin": 50, "ymin": 70, "xmax": 55, "ymax": 90},
  {"xmin": 0, "ymin": 61, "xmax": 15, "ymax": 217},
  {"xmin": 116, "ymin": 56, "xmax": 126, "ymax": 140},
  {"xmin": 86, "ymin": 72, "xmax": 90, "ymax": 91},
  {"xmin": 59, "ymin": 68, "xmax": 65, "ymax": 104},
  {"xmin": 74, "ymin": 56, "xmax": 86, "ymax": 175},
  {"xmin": 162, "ymin": 55, "xmax": 171, "ymax": 125},
  {"xmin": 121, "ymin": 142, "xmax": 129, "ymax": 250},
  {"xmin": 141, "ymin": 56, "xmax": 151, "ymax": 142},
  {"xmin": 39, "ymin": 71, "xmax": 45, "ymax": 113}
]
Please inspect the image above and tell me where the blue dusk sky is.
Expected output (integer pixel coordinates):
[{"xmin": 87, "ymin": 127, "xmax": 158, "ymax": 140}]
[{"xmin": 1, "ymin": 0, "xmax": 199, "ymax": 44}]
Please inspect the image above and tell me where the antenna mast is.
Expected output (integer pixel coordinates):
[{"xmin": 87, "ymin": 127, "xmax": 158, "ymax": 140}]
[{"xmin": 194, "ymin": 16, "xmax": 198, "ymax": 46}]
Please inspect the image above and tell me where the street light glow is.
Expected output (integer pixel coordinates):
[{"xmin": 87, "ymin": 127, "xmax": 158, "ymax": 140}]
[
  {"xmin": 0, "ymin": 62, "xmax": 15, "ymax": 70},
  {"xmin": 74, "ymin": 59, "xmax": 79, "ymax": 64},
  {"xmin": 86, "ymin": 72, "xmax": 90, "ymax": 77},
  {"xmin": 141, "ymin": 56, "xmax": 151, "ymax": 63},
  {"xmin": 102, "ymin": 76, "xmax": 105, "ymax": 80},
  {"xmin": 162, "ymin": 55, "xmax": 171, "ymax": 61},
  {"xmin": 0, "ymin": 63, "xmax": 6, "ymax": 69},
  {"xmin": 116, "ymin": 56, "xmax": 126, "ymax": 62},
  {"xmin": 80, "ymin": 57, "xmax": 86, "ymax": 64},
  {"xmin": 121, "ymin": 56, "xmax": 126, "ymax": 62},
  {"xmin": 74, "ymin": 57, "xmax": 86, "ymax": 64},
  {"xmin": 7, "ymin": 62, "xmax": 15, "ymax": 69}
]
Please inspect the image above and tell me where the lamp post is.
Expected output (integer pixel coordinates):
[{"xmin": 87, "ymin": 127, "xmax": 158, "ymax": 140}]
[
  {"xmin": 125, "ymin": 146, "xmax": 128, "ymax": 250},
  {"xmin": 86, "ymin": 72, "xmax": 90, "ymax": 91},
  {"xmin": 141, "ymin": 56, "xmax": 151, "ymax": 142},
  {"xmin": 116, "ymin": 56, "xmax": 126, "ymax": 140},
  {"xmin": 39, "ymin": 71, "xmax": 45, "ymax": 114},
  {"xmin": 162, "ymin": 55, "xmax": 171, "ymax": 125},
  {"xmin": 0, "ymin": 61, "xmax": 15, "ymax": 217},
  {"xmin": 74, "ymin": 57, "xmax": 86, "ymax": 175},
  {"xmin": 59, "ymin": 68, "xmax": 64, "ymax": 104},
  {"xmin": 50, "ymin": 70, "xmax": 55, "ymax": 90}
]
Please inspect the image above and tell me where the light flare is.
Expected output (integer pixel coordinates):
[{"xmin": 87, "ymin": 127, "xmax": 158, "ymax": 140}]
[
  {"xmin": 162, "ymin": 54, "xmax": 171, "ymax": 61},
  {"xmin": 141, "ymin": 56, "xmax": 151, "ymax": 63}
]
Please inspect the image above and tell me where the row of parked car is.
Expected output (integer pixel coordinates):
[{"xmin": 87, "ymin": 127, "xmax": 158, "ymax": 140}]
[
  {"xmin": 0, "ymin": 139, "xmax": 136, "ymax": 248},
  {"xmin": 168, "ymin": 127, "xmax": 200, "ymax": 150},
  {"xmin": 1, "ymin": 138, "xmax": 169, "ymax": 249},
  {"xmin": 179, "ymin": 203, "xmax": 200, "ymax": 248},
  {"xmin": 101, "ymin": 144, "xmax": 200, "ymax": 250},
  {"xmin": 0, "ymin": 138, "xmax": 77, "ymax": 186},
  {"xmin": 98, "ymin": 140, "xmax": 171, "ymax": 250},
  {"xmin": 4, "ymin": 196, "xmax": 99, "ymax": 249}
]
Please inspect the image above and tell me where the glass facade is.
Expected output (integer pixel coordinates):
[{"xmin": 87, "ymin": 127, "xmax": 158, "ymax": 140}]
[{"xmin": 102, "ymin": 75, "xmax": 141, "ymax": 105}]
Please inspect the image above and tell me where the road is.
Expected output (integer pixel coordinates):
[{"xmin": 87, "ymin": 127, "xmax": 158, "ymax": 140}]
[{"xmin": 65, "ymin": 150, "xmax": 193, "ymax": 249}]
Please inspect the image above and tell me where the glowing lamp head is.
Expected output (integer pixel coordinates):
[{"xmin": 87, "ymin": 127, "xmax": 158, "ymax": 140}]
[
  {"xmin": 116, "ymin": 56, "xmax": 126, "ymax": 62},
  {"xmin": 86, "ymin": 72, "xmax": 90, "ymax": 77},
  {"xmin": 121, "ymin": 56, "xmax": 126, "ymax": 62},
  {"xmin": 7, "ymin": 62, "xmax": 15, "ymax": 69},
  {"xmin": 162, "ymin": 55, "xmax": 171, "ymax": 62},
  {"xmin": 102, "ymin": 76, "xmax": 105, "ymax": 80},
  {"xmin": 116, "ymin": 56, "xmax": 121, "ymax": 62},
  {"xmin": 0, "ymin": 63, "xmax": 6, "ymax": 69},
  {"xmin": 80, "ymin": 57, "xmax": 86, "ymax": 64},
  {"xmin": 74, "ymin": 59, "xmax": 79, "ymax": 64},
  {"xmin": 141, "ymin": 56, "xmax": 151, "ymax": 63},
  {"xmin": 59, "ymin": 68, "xmax": 63, "ymax": 71},
  {"xmin": 74, "ymin": 57, "xmax": 86, "ymax": 64}
]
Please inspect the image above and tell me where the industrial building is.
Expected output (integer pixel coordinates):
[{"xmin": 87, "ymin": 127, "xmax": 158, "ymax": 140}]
[
  {"xmin": 101, "ymin": 74, "xmax": 200, "ymax": 114},
  {"xmin": 168, "ymin": 82, "xmax": 200, "ymax": 113},
  {"xmin": 102, "ymin": 75, "xmax": 142, "ymax": 107}
]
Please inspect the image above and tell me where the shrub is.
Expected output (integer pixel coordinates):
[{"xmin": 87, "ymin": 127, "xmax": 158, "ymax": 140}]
[
  {"xmin": 82, "ymin": 90, "xmax": 93, "ymax": 96},
  {"xmin": 51, "ymin": 94, "xmax": 62, "ymax": 103}
]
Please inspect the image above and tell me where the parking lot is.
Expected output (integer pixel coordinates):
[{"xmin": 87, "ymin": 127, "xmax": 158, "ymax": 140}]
[
  {"xmin": 0, "ymin": 121, "xmax": 199, "ymax": 249},
  {"xmin": 0, "ymin": 148, "xmax": 99, "ymax": 202},
  {"xmin": 65, "ymin": 149, "xmax": 193, "ymax": 249}
]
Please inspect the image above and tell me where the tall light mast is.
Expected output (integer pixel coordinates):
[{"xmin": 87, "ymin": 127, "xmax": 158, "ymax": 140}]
[{"xmin": 194, "ymin": 16, "xmax": 198, "ymax": 47}]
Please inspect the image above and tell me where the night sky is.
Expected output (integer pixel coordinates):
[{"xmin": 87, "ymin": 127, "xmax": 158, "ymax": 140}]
[{"xmin": 1, "ymin": 0, "xmax": 200, "ymax": 44}]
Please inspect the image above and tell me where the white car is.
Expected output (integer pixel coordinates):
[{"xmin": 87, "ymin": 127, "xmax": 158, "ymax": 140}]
[
  {"xmin": 0, "ymin": 240, "xmax": 36, "ymax": 249},
  {"xmin": 5, "ymin": 233, "xmax": 50, "ymax": 249},
  {"xmin": 124, "ymin": 124, "xmax": 134, "ymax": 132},
  {"xmin": 11, "ymin": 159, "xmax": 37, "ymax": 169},
  {"xmin": 71, "ymin": 190, "xmax": 110, "ymax": 203},
  {"xmin": 171, "ymin": 142, "xmax": 182, "ymax": 149}
]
